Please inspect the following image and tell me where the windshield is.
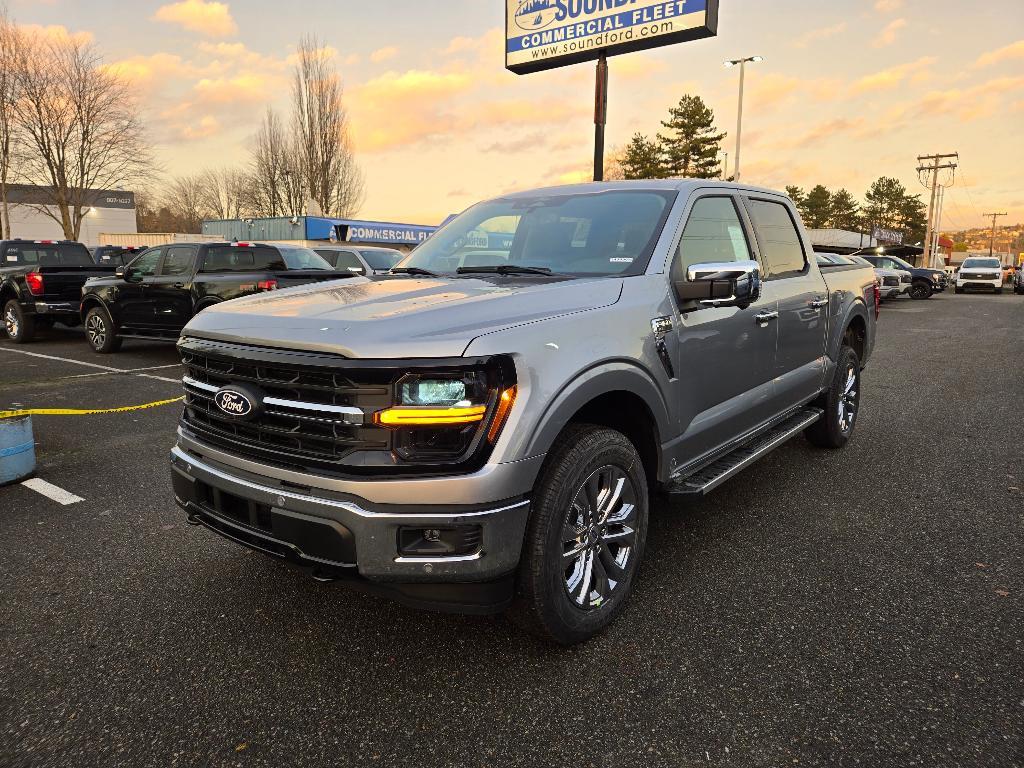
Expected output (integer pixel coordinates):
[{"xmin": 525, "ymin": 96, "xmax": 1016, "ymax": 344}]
[
  {"xmin": 961, "ymin": 258, "xmax": 1001, "ymax": 269},
  {"xmin": 3, "ymin": 242, "xmax": 92, "ymax": 266},
  {"xmin": 281, "ymin": 248, "xmax": 333, "ymax": 270},
  {"xmin": 887, "ymin": 256, "xmax": 916, "ymax": 270},
  {"xmin": 398, "ymin": 190, "xmax": 675, "ymax": 276},
  {"xmin": 360, "ymin": 249, "xmax": 403, "ymax": 270}
]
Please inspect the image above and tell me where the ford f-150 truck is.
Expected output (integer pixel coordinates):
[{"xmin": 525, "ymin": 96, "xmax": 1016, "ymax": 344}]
[
  {"xmin": 80, "ymin": 242, "xmax": 346, "ymax": 353},
  {"xmin": 1, "ymin": 239, "xmax": 115, "ymax": 343},
  {"xmin": 169, "ymin": 181, "xmax": 877, "ymax": 644}
]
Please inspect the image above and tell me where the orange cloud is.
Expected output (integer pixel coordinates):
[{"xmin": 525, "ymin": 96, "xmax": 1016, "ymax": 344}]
[
  {"xmin": 973, "ymin": 40, "xmax": 1024, "ymax": 69},
  {"xmin": 874, "ymin": 0, "xmax": 904, "ymax": 12},
  {"xmin": 852, "ymin": 56, "xmax": 934, "ymax": 93},
  {"xmin": 370, "ymin": 46, "xmax": 398, "ymax": 64},
  {"xmin": 18, "ymin": 23, "xmax": 93, "ymax": 46},
  {"xmin": 193, "ymin": 73, "xmax": 280, "ymax": 104},
  {"xmin": 179, "ymin": 115, "xmax": 221, "ymax": 140},
  {"xmin": 153, "ymin": 0, "xmax": 238, "ymax": 38},
  {"xmin": 794, "ymin": 22, "xmax": 847, "ymax": 48},
  {"xmin": 103, "ymin": 52, "xmax": 199, "ymax": 85},
  {"xmin": 874, "ymin": 18, "xmax": 906, "ymax": 47}
]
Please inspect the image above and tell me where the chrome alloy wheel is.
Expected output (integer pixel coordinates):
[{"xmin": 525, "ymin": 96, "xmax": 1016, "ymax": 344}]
[
  {"xmin": 561, "ymin": 465, "xmax": 638, "ymax": 611},
  {"xmin": 3, "ymin": 304, "xmax": 18, "ymax": 338},
  {"xmin": 838, "ymin": 363, "xmax": 859, "ymax": 434},
  {"xmin": 86, "ymin": 312, "xmax": 107, "ymax": 348}
]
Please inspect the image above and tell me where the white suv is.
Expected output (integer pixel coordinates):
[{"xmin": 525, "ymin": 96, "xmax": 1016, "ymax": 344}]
[{"xmin": 956, "ymin": 257, "xmax": 1004, "ymax": 294}]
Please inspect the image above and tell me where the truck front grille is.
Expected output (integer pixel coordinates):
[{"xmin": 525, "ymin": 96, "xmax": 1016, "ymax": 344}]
[
  {"xmin": 178, "ymin": 339, "xmax": 396, "ymax": 474},
  {"xmin": 882, "ymin": 276, "xmax": 899, "ymax": 287}
]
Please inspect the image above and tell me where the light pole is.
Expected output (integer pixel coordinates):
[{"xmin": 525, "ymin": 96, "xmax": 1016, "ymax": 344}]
[{"xmin": 724, "ymin": 55, "xmax": 763, "ymax": 182}]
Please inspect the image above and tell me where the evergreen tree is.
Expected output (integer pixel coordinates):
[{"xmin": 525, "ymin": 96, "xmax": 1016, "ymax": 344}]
[
  {"xmin": 828, "ymin": 188, "xmax": 861, "ymax": 230},
  {"xmin": 785, "ymin": 186, "xmax": 805, "ymax": 207},
  {"xmin": 658, "ymin": 95, "xmax": 726, "ymax": 179},
  {"xmin": 803, "ymin": 185, "xmax": 833, "ymax": 228},
  {"xmin": 620, "ymin": 133, "xmax": 665, "ymax": 179},
  {"xmin": 862, "ymin": 177, "xmax": 908, "ymax": 231},
  {"xmin": 898, "ymin": 193, "xmax": 927, "ymax": 244}
]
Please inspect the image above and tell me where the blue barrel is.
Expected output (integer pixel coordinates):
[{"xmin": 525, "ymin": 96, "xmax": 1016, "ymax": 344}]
[{"xmin": 0, "ymin": 415, "xmax": 35, "ymax": 484}]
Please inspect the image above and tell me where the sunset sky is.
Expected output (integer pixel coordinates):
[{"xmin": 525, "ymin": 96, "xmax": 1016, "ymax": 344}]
[{"xmin": 11, "ymin": 0, "xmax": 1024, "ymax": 229}]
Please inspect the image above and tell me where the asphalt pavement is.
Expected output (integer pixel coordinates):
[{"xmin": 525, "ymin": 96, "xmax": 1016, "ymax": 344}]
[{"xmin": 1, "ymin": 294, "xmax": 1022, "ymax": 768}]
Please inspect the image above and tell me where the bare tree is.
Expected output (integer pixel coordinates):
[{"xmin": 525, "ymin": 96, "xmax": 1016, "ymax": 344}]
[
  {"xmin": 14, "ymin": 31, "xmax": 152, "ymax": 239},
  {"xmin": 248, "ymin": 107, "xmax": 299, "ymax": 217},
  {"xmin": 165, "ymin": 175, "xmax": 206, "ymax": 233},
  {"xmin": 0, "ymin": 9, "xmax": 22, "ymax": 238},
  {"xmin": 291, "ymin": 35, "xmax": 364, "ymax": 218},
  {"xmin": 199, "ymin": 166, "xmax": 247, "ymax": 221}
]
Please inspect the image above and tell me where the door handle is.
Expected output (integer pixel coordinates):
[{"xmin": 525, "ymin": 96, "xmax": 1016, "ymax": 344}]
[
  {"xmin": 173, "ymin": 283, "xmax": 185, "ymax": 289},
  {"xmin": 809, "ymin": 297, "xmax": 829, "ymax": 309},
  {"xmin": 754, "ymin": 310, "xmax": 779, "ymax": 324}
]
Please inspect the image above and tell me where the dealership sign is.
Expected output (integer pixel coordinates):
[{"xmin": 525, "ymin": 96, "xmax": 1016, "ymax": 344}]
[
  {"xmin": 872, "ymin": 226, "xmax": 904, "ymax": 245},
  {"xmin": 506, "ymin": 0, "xmax": 719, "ymax": 74}
]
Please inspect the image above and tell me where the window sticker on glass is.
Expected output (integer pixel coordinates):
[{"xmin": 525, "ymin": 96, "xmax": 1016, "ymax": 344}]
[
  {"xmin": 6, "ymin": 255, "xmax": 16, "ymax": 262},
  {"xmin": 609, "ymin": 257, "xmax": 633, "ymax": 263},
  {"xmin": 727, "ymin": 225, "xmax": 748, "ymax": 259}
]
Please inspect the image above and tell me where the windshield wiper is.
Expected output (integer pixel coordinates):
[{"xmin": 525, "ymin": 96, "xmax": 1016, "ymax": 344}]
[
  {"xmin": 390, "ymin": 267, "xmax": 439, "ymax": 277},
  {"xmin": 456, "ymin": 265, "xmax": 554, "ymax": 276}
]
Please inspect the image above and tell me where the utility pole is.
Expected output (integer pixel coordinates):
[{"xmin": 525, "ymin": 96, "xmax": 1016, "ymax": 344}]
[
  {"xmin": 931, "ymin": 184, "xmax": 945, "ymax": 267},
  {"xmin": 593, "ymin": 52, "xmax": 608, "ymax": 182},
  {"xmin": 916, "ymin": 152, "xmax": 958, "ymax": 268},
  {"xmin": 984, "ymin": 211, "xmax": 1007, "ymax": 258}
]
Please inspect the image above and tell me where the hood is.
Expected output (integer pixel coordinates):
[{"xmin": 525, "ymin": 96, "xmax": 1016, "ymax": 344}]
[{"xmin": 182, "ymin": 274, "xmax": 623, "ymax": 358}]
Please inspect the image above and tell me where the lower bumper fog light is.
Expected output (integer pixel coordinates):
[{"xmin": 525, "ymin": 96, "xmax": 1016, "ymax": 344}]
[{"xmin": 398, "ymin": 525, "xmax": 482, "ymax": 557}]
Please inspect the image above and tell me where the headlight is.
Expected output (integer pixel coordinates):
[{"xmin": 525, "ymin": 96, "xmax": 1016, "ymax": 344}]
[{"xmin": 374, "ymin": 362, "xmax": 517, "ymax": 464}]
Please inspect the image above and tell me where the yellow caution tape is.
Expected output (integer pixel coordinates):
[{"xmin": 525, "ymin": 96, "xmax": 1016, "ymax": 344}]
[{"xmin": 0, "ymin": 396, "xmax": 184, "ymax": 419}]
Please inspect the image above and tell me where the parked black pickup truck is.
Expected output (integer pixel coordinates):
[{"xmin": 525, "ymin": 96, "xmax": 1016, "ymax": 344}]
[
  {"xmin": 855, "ymin": 250, "xmax": 947, "ymax": 300},
  {"xmin": 79, "ymin": 241, "xmax": 347, "ymax": 353},
  {"xmin": 1, "ymin": 239, "xmax": 115, "ymax": 343}
]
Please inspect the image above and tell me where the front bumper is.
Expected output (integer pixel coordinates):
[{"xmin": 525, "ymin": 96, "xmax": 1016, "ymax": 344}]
[
  {"xmin": 170, "ymin": 444, "xmax": 533, "ymax": 613},
  {"xmin": 957, "ymin": 279, "xmax": 1002, "ymax": 291},
  {"xmin": 879, "ymin": 285, "xmax": 905, "ymax": 298}
]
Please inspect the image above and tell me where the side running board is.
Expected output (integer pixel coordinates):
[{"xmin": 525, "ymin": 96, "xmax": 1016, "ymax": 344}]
[{"xmin": 665, "ymin": 408, "xmax": 823, "ymax": 496}]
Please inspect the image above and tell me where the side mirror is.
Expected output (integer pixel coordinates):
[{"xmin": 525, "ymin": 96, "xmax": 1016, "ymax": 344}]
[
  {"xmin": 675, "ymin": 260, "xmax": 761, "ymax": 309},
  {"xmin": 121, "ymin": 266, "xmax": 142, "ymax": 282},
  {"xmin": 115, "ymin": 267, "xmax": 126, "ymax": 279}
]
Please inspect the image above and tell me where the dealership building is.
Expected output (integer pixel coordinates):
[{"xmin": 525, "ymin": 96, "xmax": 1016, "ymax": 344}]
[
  {"xmin": 202, "ymin": 216, "xmax": 440, "ymax": 253},
  {"xmin": 2, "ymin": 184, "xmax": 137, "ymax": 244}
]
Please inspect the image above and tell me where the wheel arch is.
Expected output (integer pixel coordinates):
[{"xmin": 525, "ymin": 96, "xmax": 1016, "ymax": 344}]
[{"xmin": 523, "ymin": 362, "xmax": 669, "ymax": 486}]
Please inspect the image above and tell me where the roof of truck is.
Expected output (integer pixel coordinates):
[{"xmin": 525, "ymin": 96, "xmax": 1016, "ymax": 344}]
[{"xmin": 499, "ymin": 179, "xmax": 790, "ymax": 199}]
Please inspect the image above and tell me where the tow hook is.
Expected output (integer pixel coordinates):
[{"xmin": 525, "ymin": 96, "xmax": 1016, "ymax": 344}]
[{"xmin": 185, "ymin": 512, "xmax": 203, "ymax": 526}]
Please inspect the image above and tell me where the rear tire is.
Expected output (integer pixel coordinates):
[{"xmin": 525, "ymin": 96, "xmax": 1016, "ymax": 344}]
[
  {"xmin": 805, "ymin": 345, "xmax": 861, "ymax": 450},
  {"xmin": 3, "ymin": 299, "xmax": 35, "ymax": 343},
  {"xmin": 511, "ymin": 424, "xmax": 648, "ymax": 645},
  {"xmin": 84, "ymin": 306, "xmax": 122, "ymax": 353}
]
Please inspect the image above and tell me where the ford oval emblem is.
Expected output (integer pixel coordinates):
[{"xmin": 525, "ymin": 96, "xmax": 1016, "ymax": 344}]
[{"xmin": 214, "ymin": 388, "xmax": 254, "ymax": 418}]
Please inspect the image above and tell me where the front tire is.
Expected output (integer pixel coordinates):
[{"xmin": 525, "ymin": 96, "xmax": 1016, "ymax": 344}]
[
  {"xmin": 909, "ymin": 281, "xmax": 933, "ymax": 300},
  {"xmin": 84, "ymin": 306, "xmax": 122, "ymax": 353},
  {"xmin": 512, "ymin": 424, "xmax": 649, "ymax": 645},
  {"xmin": 3, "ymin": 299, "xmax": 35, "ymax": 343},
  {"xmin": 805, "ymin": 345, "xmax": 861, "ymax": 449}
]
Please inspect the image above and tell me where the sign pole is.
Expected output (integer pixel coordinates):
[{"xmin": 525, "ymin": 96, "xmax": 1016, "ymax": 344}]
[{"xmin": 593, "ymin": 52, "xmax": 608, "ymax": 182}]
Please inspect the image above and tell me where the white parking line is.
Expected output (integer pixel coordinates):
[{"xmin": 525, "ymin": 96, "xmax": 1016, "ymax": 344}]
[
  {"xmin": 21, "ymin": 477, "xmax": 85, "ymax": 505},
  {"xmin": 0, "ymin": 347, "xmax": 182, "ymax": 383}
]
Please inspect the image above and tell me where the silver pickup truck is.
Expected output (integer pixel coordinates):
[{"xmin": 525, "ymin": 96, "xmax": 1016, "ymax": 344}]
[{"xmin": 170, "ymin": 180, "xmax": 877, "ymax": 644}]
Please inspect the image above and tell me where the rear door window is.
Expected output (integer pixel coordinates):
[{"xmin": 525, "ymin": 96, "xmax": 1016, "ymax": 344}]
[
  {"xmin": 331, "ymin": 250, "xmax": 365, "ymax": 274},
  {"xmin": 746, "ymin": 199, "xmax": 808, "ymax": 279},
  {"xmin": 4, "ymin": 242, "xmax": 93, "ymax": 266},
  {"xmin": 200, "ymin": 246, "xmax": 286, "ymax": 273}
]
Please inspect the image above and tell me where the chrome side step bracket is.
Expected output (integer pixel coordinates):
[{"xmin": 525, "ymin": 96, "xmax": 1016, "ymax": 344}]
[{"xmin": 665, "ymin": 408, "xmax": 823, "ymax": 496}]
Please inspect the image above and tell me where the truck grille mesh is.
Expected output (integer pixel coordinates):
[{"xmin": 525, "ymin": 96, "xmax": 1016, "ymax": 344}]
[{"xmin": 179, "ymin": 343, "xmax": 395, "ymax": 473}]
